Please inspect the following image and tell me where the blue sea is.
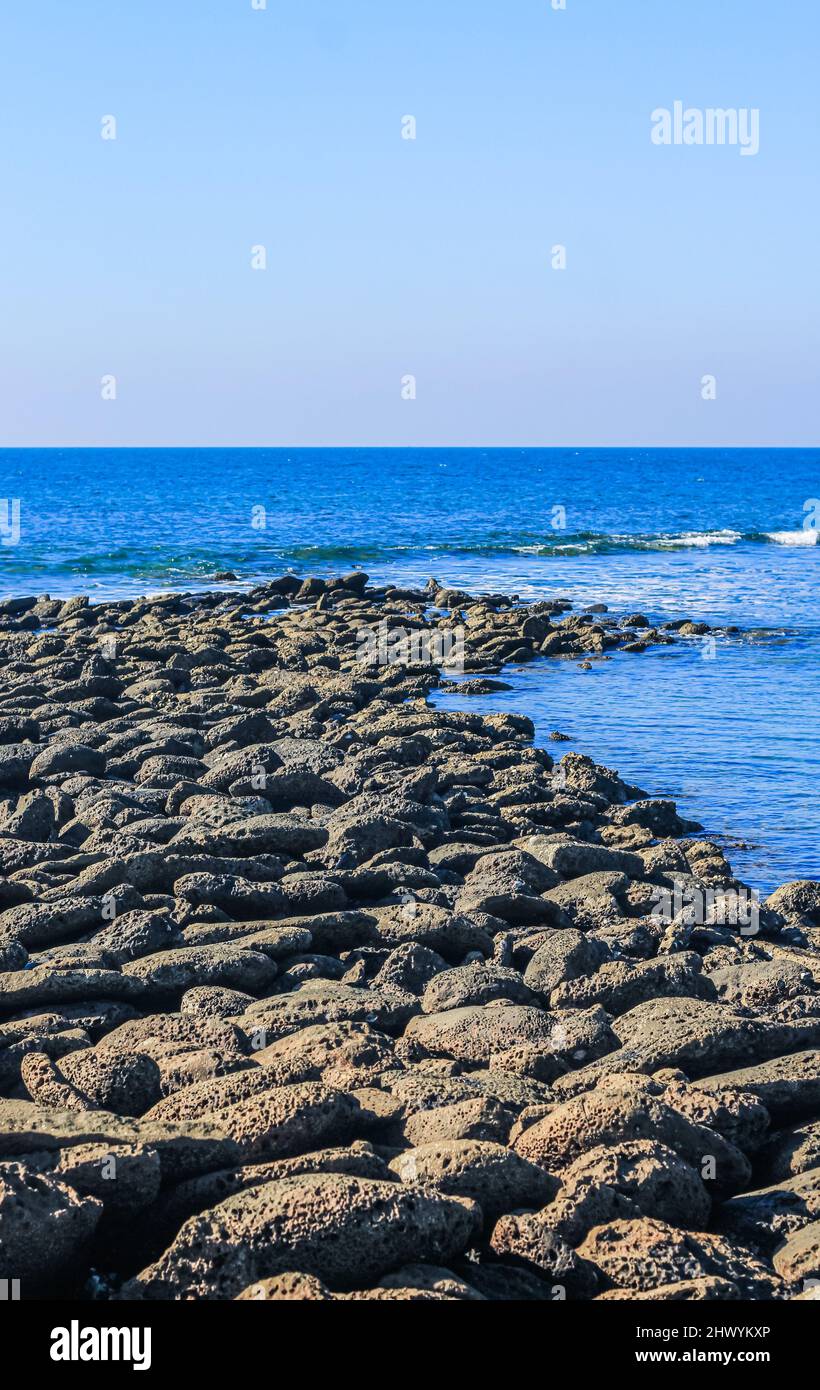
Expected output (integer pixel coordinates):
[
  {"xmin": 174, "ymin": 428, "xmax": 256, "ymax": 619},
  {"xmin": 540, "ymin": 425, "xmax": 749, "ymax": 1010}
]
[{"xmin": 1, "ymin": 447, "xmax": 818, "ymax": 896}]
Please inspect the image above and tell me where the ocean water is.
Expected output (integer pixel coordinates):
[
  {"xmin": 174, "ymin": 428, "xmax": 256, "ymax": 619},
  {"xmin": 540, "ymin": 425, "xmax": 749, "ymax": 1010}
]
[{"xmin": 1, "ymin": 447, "xmax": 818, "ymax": 894}]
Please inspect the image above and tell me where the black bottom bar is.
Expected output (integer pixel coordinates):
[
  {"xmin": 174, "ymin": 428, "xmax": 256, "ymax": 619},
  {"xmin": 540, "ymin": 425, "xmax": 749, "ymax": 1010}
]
[{"xmin": 4, "ymin": 1296, "xmax": 812, "ymax": 1377}]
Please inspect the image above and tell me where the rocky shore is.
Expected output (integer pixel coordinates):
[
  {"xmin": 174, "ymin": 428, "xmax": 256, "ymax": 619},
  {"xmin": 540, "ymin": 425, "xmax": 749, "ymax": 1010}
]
[{"xmin": 0, "ymin": 572, "xmax": 819, "ymax": 1302}]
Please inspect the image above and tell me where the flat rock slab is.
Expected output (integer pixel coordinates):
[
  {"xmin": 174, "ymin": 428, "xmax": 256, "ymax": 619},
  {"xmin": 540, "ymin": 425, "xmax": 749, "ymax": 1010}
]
[
  {"xmin": 123, "ymin": 945, "xmax": 278, "ymax": 996},
  {"xmin": 0, "ymin": 966, "xmax": 145, "ymax": 1013},
  {"xmin": 512, "ymin": 1078, "xmax": 750, "ymax": 1196},
  {"xmin": 239, "ymin": 982, "xmax": 417, "ymax": 1041},
  {"xmin": 406, "ymin": 1004, "xmax": 556, "ymax": 1066},
  {"xmin": 124, "ymin": 1174, "xmax": 481, "ymax": 1299},
  {"xmin": 717, "ymin": 1168, "xmax": 820, "ymax": 1252},
  {"xmin": 0, "ymin": 1099, "xmax": 241, "ymax": 1182},
  {"xmin": 692, "ymin": 1051, "xmax": 820, "ymax": 1121},
  {"xmin": 216, "ymin": 1082, "xmax": 364, "ymax": 1161},
  {"xmin": 169, "ymin": 815, "xmax": 328, "ymax": 857},
  {"xmin": 772, "ymin": 1219, "xmax": 820, "ymax": 1283},
  {"xmin": 578, "ymin": 1218, "xmax": 782, "ymax": 1299},
  {"xmin": 611, "ymin": 997, "xmax": 820, "ymax": 1077},
  {"xmin": 389, "ymin": 1139, "xmax": 557, "ymax": 1219}
]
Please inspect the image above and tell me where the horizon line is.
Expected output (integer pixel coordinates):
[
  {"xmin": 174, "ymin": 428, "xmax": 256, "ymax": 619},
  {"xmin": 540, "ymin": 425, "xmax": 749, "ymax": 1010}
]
[{"xmin": 1, "ymin": 444, "xmax": 818, "ymax": 453}]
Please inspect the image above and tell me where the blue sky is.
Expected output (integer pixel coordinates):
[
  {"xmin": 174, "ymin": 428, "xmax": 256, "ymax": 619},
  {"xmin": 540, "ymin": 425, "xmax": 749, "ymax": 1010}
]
[{"xmin": 1, "ymin": 0, "xmax": 817, "ymax": 445}]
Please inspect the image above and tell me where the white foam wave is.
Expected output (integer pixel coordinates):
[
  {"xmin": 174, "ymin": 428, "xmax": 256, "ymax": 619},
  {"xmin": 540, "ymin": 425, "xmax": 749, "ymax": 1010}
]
[
  {"xmin": 662, "ymin": 530, "xmax": 743, "ymax": 548},
  {"xmin": 765, "ymin": 529, "xmax": 819, "ymax": 546}
]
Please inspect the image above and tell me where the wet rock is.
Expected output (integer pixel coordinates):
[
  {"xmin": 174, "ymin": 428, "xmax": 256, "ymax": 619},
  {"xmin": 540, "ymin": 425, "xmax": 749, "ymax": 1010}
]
[{"xmin": 764, "ymin": 881, "xmax": 820, "ymax": 926}]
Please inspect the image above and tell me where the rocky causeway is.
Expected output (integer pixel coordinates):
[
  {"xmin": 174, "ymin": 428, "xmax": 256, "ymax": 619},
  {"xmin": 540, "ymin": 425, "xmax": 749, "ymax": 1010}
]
[{"xmin": 0, "ymin": 571, "xmax": 819, "ymax": 1302}]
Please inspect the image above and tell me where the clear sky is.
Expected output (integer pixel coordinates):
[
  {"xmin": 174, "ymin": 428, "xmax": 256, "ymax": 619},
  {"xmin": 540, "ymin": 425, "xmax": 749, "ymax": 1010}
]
[{"xmin": 1, "ymin": 0, "xmax": 817, "ymax": 446}]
